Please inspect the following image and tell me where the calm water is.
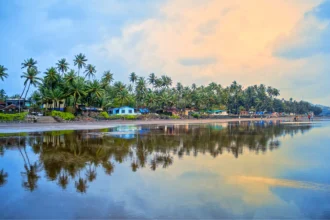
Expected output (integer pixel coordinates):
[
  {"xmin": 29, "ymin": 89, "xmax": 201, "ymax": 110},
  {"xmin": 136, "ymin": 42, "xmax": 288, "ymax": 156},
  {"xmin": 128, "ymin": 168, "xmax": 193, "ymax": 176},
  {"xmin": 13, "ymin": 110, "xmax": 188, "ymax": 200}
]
[{"xmin": 1, "ymin": 121, "xmax": 330, "ymax": 219}]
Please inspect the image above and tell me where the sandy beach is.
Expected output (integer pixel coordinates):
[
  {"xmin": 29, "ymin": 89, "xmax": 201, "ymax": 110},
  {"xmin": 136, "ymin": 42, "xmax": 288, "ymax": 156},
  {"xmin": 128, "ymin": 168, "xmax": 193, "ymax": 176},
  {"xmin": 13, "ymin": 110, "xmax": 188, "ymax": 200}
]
[{"xmin": 0, "ymin": 117, "xmax": 320, "ymax": 133}]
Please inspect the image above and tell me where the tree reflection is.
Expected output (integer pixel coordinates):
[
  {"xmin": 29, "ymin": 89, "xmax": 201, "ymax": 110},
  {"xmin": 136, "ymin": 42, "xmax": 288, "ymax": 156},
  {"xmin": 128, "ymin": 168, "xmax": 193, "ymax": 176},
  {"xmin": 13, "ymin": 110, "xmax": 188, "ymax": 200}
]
[
  {"xmin": 0, "ymin": 169, "xmax": 8, "ymax": 186},
  {"xmin": 0, "ymin": 122, "xmax": 313, "ymax": 193}
]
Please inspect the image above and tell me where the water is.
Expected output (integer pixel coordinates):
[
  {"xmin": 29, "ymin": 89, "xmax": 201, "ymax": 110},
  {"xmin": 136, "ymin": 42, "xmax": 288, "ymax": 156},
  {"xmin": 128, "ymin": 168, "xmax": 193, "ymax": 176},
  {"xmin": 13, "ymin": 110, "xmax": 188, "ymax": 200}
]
[{"xmin": 1, "ymin": 121, "xmax": 330, "ymax": 219}]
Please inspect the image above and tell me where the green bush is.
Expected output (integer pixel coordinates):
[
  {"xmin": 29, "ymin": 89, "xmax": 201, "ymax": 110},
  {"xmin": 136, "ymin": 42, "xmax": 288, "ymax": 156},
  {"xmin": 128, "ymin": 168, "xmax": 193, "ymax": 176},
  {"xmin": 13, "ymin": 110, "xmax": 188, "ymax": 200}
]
[
  {"xmin": 0, "ymin": 112, "xmax": 28, "ymax": 122},
  {"xmin": 124, "ymin": 115, "xmax": 137, "ymax": 120},
  {"xmin": 192, "ymin": 113, "xmax": 200, "ymax": 119},
  {"xmin": 107, "ymin": 114, "xmax": 138, "ymax": 120},
  {"xmin": 99, "ymin": 111, "xmax": 110, "ymax": 119},
  {"xmin": 169, "ymin": 115, "xmax": 180, "ymax": 119},
  {"xmin": 51, "ymin": 111, "xmax": 75, "ymax": 120}
]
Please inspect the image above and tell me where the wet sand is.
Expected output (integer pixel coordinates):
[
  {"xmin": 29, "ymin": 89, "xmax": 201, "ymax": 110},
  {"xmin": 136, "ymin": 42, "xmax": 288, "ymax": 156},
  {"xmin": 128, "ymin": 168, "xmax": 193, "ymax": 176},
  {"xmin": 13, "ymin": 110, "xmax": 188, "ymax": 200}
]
[{"xmin": 0, "ymin": 117, "xmax": 318, "ymax": 133}]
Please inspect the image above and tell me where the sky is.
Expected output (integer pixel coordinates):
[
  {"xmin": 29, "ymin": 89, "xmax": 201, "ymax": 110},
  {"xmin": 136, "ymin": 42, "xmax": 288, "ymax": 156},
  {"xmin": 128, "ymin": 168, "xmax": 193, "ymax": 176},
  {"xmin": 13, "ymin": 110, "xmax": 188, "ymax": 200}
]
[{"xmin": 0, "ymin": 0, "xmax": 330, "ymax": 105}]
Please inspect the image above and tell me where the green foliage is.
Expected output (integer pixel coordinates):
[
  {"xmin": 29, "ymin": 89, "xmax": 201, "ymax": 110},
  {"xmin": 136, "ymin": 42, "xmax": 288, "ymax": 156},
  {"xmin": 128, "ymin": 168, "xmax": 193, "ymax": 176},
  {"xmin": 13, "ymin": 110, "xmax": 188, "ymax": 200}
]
[
  {"xmin": 99, "ymin": 111, "xmax": 110, "ymax": 119},
  {"xmin": 0, "ymin": 112, "xmax": 28, "ymax": 121},
  {"xmin": 169, "ymin": 115, "xmax": 180, "ymax": 119},
  {"xmin": 51, "ymin": 111, "xmax": 75, "ymax": 120},
  {"xmin": 107, "ymin": 114, "xmax": 138, "ymax": 120},
  {"xmin": 124, "ymin": 115, "xmax": 137, "ymax": 120},
  {"xmin": 192, "ymin": 113, "xmax": 200, "ymax": 119}
]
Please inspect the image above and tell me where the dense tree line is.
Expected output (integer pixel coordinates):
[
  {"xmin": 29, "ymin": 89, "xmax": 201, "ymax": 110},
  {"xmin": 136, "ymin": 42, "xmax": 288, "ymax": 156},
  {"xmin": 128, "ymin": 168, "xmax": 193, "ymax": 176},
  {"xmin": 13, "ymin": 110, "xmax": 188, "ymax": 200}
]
[{"xmin": 0, "ymin": 55, "xmax": 322, "ymax": 115}]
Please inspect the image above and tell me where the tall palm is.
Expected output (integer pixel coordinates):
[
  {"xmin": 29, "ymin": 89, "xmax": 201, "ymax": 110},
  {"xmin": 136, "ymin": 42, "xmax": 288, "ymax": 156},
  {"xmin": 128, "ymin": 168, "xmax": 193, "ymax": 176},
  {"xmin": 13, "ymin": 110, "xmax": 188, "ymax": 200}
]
[
  {"xmin": 84, "ymin": 64, "xmax": 96, "ymax": 80},
  {"xmin": 129, "ymin": 72, "xmax": 138, "ymax": 84},
  {"xmin": 101, "ymin": 70, "xmax": 114, "ymax": 87},
  {"xmin": 87, "ymin": 80, "xmax": 104, "ymax": 99},
  {"xmin": 44, "ymin": 67, "xmax": 59, "ymax": 89},
  {"xmin": 21, "ymin": 68, "xmax": 42, "ymax": 99},
  {"xmin": 56, "ymin": 58, "xmax": 69, "ymax": 76},
  {"xmin": 64, "ymin": 69, "xmax": 76, "ymax": 85},
  {"xmin": 116, "ymin": 89, "xmax": 130, "ymax": 106},
  {"xmin": 0, "ymin": 65, "xmax": 8, "ymax": 81},
  {"xmin": 73, "ymin": 53, "xmax": 87, "ymax": 76},
  {"xmin": 66, "ymin": 78, "xmax": 87, "ymax": 110},
  {"xmin": 148, "ymin": 73, "xmax": 156, "ymax": 88},
  {"xmin": 21, "ymin": 58, "xmax": 37, "ymax": 70}
]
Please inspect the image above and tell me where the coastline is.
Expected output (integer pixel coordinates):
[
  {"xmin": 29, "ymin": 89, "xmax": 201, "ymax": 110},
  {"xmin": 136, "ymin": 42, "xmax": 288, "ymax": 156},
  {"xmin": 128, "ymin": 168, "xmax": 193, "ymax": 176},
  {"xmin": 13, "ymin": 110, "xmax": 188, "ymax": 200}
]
[{"xmin": 0, "ymin": 117, "xmax": 321, "ymax": 134}]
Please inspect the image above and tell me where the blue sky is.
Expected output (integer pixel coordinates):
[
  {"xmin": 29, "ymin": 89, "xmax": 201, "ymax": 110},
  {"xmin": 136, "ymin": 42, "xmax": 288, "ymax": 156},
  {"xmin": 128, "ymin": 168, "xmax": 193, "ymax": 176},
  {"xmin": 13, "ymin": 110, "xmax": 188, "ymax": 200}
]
[{"xmin": 1, "ymin": 0, "xmax": 330, "ymax": 105}]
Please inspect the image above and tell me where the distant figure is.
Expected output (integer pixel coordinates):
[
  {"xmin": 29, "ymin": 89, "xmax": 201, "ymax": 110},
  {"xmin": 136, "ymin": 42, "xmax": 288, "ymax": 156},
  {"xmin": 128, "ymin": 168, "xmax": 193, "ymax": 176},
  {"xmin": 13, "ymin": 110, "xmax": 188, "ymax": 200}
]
[
  {"xmin": 308, "ymin": 114, "xmax": 311, "ymax": 121},
  {"xmin": 311, "ymin": 113, "xmax": 314, "ymax": 121}
]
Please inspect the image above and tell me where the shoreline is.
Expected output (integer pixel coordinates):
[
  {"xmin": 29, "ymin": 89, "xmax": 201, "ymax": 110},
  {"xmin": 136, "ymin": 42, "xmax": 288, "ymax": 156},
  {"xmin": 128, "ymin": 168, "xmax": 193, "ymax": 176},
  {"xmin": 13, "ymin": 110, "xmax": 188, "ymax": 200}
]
[{"xmin": 0, "ymin": 117, "xmax": 324, "ymax": 134}]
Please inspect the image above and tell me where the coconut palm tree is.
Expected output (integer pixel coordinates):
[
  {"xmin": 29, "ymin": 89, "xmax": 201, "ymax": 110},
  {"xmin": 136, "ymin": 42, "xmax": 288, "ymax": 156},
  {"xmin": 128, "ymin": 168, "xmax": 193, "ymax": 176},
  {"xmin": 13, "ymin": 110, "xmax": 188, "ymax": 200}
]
[
  {"xmin": 73, "ymin": 53, "xmax": 87, "ymax": 76},
  {"xmin": 21, "ymin": 67, "xmax": 42, "ymax": 99},
  {"xmin": 56, "ymin": 58, "xmax": 69, "ymax": 76},
  {"xmin": 86, "ymin": 80, "xmax": 104, "ymax": 103},
  {"xmin": 148, "ymin": 73, "xmax": 156, "ymax": 88},
  {"xmin": 21, "ymin": 58, "xmax": 37, "ymax": 70},
  {"xmin": 84, "ymin": 64, "xmax": 96, "ymax": 80},
  {"xmin": 129, "ymin": 72, "xmax": 138, "ymax": 84},
  {"xmin": 66, "ymin": 78, "xmax": 87, "ymax": 110},
  {"xmin": 0, "ymin": 65, "xmax": 8, "ymax": 81},
  {"xmin": 64, "ymin": 69, "xmax": 76, "ymax": 85},
  {"xmin": 101, "ymin": 70, "xmax": 114, "ymax": 87},
  {"xmin": 44, "ymin": 67, "xmax": 59, "ymax": 89}
]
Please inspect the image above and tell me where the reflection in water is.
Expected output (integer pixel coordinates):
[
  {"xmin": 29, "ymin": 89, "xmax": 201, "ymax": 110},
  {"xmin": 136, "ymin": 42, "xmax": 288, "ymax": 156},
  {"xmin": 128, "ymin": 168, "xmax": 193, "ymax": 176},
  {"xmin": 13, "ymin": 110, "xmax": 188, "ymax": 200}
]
[
  {"xmin": 0, "ymin": 121, "xmax": 312, "ymax": 193},
  {"xmin": 0, "ymin": 169, "xmax": 8, "ymax": 186},
  {"xmin": 229, "ymin": 176, "xmax": 330, "ymax": 192}
]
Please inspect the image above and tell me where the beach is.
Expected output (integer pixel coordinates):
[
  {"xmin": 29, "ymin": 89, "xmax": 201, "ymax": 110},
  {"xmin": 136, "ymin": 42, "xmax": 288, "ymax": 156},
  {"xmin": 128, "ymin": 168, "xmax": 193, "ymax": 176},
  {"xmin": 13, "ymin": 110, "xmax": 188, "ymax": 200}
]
[{"xmin": 0, "ymin": 117, "xmax": 317, "ymax": 133}]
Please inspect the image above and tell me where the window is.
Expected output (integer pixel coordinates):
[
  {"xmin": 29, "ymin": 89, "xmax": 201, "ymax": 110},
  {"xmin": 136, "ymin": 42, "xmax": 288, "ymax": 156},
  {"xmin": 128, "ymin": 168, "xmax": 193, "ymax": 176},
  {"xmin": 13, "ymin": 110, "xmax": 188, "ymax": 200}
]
[
  {"xmin": 116, "ymin": 109, "xmax": 119, "ymax": 114},
  {"xmin": 121, "ymin": 110, "xmax": 125, "ymax": 113},
  {"xmin": 129, "ymin": 110, "xmax": 132, "ymax": 113}
]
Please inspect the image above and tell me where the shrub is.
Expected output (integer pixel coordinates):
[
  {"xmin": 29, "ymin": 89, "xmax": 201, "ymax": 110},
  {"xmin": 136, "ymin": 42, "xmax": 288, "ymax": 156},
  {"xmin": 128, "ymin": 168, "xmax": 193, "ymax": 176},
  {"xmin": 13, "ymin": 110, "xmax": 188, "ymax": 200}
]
[
  {"xmin": 192, "ymin": 113, "xmax": 200, "ymax": 119},
  {"xmin": 124, "ymin": 115, "xmax": 137, "ymax": 120},
  {"xmin": 99, "ymin": 111, "xmax": 110, "ymax": 119},
  {"xmin": 169, "ymin": 115, "xmax": 180, "ymax": 119},
  {"xmin": 0, "ymin": 112, "xmax": 28, "ymax": 122},
  {"xmin": 51, "ymin": 111, "xmax": 75, "ymax": 120}
]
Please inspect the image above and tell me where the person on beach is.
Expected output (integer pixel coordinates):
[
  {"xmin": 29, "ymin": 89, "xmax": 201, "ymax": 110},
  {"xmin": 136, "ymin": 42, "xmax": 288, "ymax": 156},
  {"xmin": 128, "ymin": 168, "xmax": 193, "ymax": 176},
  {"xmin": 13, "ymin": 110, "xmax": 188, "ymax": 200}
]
[{"xmin": 308, "ymin": 114, "xmax": 311, "ymax": 121}]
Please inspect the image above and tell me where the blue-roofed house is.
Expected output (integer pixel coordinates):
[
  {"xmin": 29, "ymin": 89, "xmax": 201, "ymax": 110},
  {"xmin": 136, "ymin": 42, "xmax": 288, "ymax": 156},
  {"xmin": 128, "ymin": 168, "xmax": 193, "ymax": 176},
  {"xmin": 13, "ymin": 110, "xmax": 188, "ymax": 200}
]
[{"xmin": 108, "ymin": 106, "xmax": 138, "ymax": 115}]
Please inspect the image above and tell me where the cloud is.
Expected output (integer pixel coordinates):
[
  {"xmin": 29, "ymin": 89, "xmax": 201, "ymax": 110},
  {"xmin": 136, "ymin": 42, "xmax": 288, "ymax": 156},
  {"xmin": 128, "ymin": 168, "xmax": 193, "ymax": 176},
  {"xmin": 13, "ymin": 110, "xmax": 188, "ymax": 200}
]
[{"xmin": 179, "ymin": 57, "xmax": 218, "ymax": 66}]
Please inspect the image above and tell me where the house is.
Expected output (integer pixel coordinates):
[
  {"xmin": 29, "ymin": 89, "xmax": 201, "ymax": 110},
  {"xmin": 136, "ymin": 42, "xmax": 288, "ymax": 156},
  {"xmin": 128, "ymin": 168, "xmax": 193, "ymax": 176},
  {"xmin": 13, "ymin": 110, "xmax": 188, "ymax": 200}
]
[
  {"xmin": 207, "ymin": 109, "xmax": 228, "ymax": 116},
  {"xmin": 239, "ymin": 111, "xmax": 249, "ymax": 116},
  {"xmin": 5, "ymin": 98, "xmax": 30, "ymax": 108},
  {"xmin": 0, "ymin": 104, "xmax": 20, "ymax": 113},
  {"xmin": 108, "ymin": 106, "xmax": 138, "ymax": 115}
]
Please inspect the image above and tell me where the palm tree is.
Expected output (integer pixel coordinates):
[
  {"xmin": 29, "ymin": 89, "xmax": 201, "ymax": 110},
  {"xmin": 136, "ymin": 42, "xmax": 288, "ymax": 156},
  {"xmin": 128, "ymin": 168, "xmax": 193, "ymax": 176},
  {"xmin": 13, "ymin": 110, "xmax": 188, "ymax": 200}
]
[
  {"xmin": 101, "ymin": 70, "xmax": 114, "ymax": 87},
  {"xmin": 21, "ymin": 58, "xmax": 37, "ymax": 70},
  {"xmin": 56, "ymin": 58, "xmax": 69, "ymax": 76},
  {"xmin": 21, "ymin": 68, "xmax": 42, "ymax": 99},
  {"xmin": 0, "ymin": 65, "xmax": 8, "ymax": 81},
  {"xmin": 87, "ymin": 80, "xmax": 104, "ymax": 104},
  {"xmin": 73, "ymin": 53, "xmax": 87, "ymax": 76},
  {"xmin": 66, "ymin": 78, "xmax": 87, "ymax": 110},
  {"xmin": 44, "ymin": 67, "xmax": 59, "ymax": 89},
  {"xmin": 116, "ymin": 89, "xmax": 130, "ymax": 106},
  {"xmin": 148, "ymin": 73, "xmax": 156, "ymax": 88},
  {"xmin": 84, "ymin": 64, "xmax": 96, "ymax": 80},
  {"xmin": 64, "ymin": 69, "xmax": 76, "ymax": 85},
  {"xmin": 129, "ymin": 72, "xmax": 138, "ymax": 84}
]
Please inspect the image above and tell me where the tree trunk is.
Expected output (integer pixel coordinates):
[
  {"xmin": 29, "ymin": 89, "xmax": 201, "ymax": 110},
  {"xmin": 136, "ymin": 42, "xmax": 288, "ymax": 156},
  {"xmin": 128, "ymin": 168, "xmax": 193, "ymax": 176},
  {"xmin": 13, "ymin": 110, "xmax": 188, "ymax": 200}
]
[
  {"xmin": 20, "ymin": 84, "xmax": 27, "ymax": 99},
  {"xmin": 24, "ymin": 83, "xmax": 31, "ymax": 99}
]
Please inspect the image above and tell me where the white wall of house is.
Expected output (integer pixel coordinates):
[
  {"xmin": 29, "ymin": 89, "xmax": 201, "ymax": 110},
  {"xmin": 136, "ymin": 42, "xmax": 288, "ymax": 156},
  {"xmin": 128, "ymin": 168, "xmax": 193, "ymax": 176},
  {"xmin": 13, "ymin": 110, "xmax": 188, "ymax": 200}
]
[{"xmin": 109, "ymin": 106, "xmax": 137, "ymax": 115}]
